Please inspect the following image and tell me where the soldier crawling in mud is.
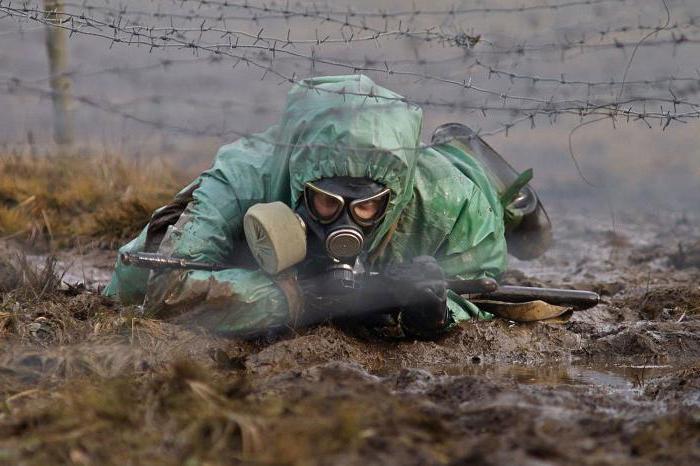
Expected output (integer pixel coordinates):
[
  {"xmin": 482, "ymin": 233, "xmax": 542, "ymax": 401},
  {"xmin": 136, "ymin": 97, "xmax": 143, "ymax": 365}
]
[{"xmin": 105, "ymin": 74, "xmax": 565, "ymax": 339}]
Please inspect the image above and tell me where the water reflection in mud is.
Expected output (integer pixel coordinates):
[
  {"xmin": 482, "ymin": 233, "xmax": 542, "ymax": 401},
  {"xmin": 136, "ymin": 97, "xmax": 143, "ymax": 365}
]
[{"xmin": 435, "ymin": 362, "xmax": 681, "ymax": 391}]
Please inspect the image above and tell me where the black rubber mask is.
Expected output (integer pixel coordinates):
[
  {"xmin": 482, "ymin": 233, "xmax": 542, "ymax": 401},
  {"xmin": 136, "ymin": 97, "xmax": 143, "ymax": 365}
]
[{"xmin": 296, "ymin": 176, "xmax": 391, "ymax": 266}]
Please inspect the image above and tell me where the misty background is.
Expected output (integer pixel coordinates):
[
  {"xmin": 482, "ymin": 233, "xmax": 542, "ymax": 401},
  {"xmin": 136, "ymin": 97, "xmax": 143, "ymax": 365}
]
[{"xmin": 1, "ymin": 0, "xmax": 699, "ymax": 220}]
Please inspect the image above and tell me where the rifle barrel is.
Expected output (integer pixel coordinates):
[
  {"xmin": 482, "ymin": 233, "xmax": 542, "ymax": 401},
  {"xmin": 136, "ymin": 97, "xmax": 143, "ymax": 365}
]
[
  {"xmin": 446, "ymin": 277, "xmax": 499, "ymax": 295},
  {"xmin": 477, "ymin": 285, "xmax": 599, "ymax": 310},
  {"xmin": 120, "ymin": 252, "xmax": 228, "ymax": 271},
  {"xmin": 121, "ymin": 252, "xmax": 600, "ymax": 310}
]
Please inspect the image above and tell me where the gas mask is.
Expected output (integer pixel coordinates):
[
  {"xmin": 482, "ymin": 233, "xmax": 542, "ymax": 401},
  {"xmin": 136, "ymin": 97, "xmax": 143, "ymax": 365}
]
[
  {"xmin": 242, "ymin": 177, "xmax": 390, "ymax": 285},
  {"xmin": 298, "ymin": 177, "xmax": 391, "ymax": 266}
]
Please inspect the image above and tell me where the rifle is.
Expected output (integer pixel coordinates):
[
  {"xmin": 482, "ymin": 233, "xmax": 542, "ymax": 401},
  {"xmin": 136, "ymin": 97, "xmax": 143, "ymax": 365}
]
[{"xmin": 120, "ymin": 252, "xmax": 599, "ymax": 314}]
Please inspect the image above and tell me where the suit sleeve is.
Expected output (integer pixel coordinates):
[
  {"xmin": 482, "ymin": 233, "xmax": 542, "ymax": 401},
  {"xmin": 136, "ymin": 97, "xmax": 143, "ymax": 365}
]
[
  {"xmin": 143, "ymin": 139, "xmax": 295, "ymax": 338},
  {"xmin": 433, "ymin": 144, "xmax": 509, "ymax": 321}
]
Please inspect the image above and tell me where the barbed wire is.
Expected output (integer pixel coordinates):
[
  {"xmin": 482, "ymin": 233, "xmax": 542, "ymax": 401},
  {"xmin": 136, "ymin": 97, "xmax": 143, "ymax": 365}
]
[
  {"xmin": 20, "ymin": 0, "xmax": 694, "ymax": 58},
  {"xmin": 2, "ymin": 0, "xmax": 700, "ymax": 152},
  {"xmin": 4, "ymin": 0, "xmax": 697, "ymax": 95},
  {"xmin": 3, "ymin": 75, "xmax": 697, "ymax": 152},
  {"xmin": 77, "ymin": 0, "xmax": 640, "ymax": 21},
  {"xmin": 5, "ymin": 73, "xmax": 693, "ymax": 120},
  {"xmin": 4, "ymin": 1, "xmax": 700, "ymax": 114},
  {"xmin": 9, "ymin": 37, "xmax": 696, "ymax": 100},
  {"xmin": 215, "ymin": 0, "xmax": 634, "ymax": 18},
  {"xmin": 18, "ymin": 56, "xmax": 221, "ymax": 84},
  {"xmin": 20, "ymin": 54, "xmax": 698, "ymax": 101},
  {"xmin": 469, "ymin": 58, "xmax": 700, "ymax": 89},
  {"xmin": 6, "ymin": 41, "xmax": 697, "ymax": 100},
  {"xmin": 51, "ymin": 1, "xmax": 454, "ymax": 46},
  {"xmin": 54, "ymin": 0, "xmax": 699, "ymax": 48},
  {"xmin": 6, "ymin": 0, "xmax": 689, "ymax": 59},
  {"xmin": 1, "ymin": 78, "xmax": 230, "ymax": 138}
]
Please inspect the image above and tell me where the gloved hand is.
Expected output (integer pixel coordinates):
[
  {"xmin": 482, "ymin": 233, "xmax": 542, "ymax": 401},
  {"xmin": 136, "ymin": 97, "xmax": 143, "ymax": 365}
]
[
  {"xmin": 296, "ymin": 256, "xmax": 450, "ymax": 337},
  {"xmin": 383, "ymin": 256, "xmax": 450, "ymax": 338}
]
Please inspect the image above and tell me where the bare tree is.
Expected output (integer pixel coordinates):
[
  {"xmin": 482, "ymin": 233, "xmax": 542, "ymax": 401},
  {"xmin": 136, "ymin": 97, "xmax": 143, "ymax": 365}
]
[{"xmin": 43, "ymin": 0, "xmax": 74, "ymax": 146}]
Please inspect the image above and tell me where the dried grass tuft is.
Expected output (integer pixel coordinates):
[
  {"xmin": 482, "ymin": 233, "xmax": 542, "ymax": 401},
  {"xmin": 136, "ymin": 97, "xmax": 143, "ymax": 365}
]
[
  {"xmin": 0, "ymin": 253, "xmax": 122, "ymax": 345},
  {"xmin": 0, "ymin": 153, "xmax": 187, "ymax": 248}
]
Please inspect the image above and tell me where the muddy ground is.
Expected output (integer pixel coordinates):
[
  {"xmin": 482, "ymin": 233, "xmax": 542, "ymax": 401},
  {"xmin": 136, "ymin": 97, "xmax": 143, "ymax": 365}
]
[{"xmin": 0, "ymin": 208, "xmax": 699, "ymax": 465}]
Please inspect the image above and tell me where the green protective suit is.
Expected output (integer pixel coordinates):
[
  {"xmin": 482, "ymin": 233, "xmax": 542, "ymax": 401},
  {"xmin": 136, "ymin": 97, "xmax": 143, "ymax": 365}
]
[{"xmin": 104, "ymin": 75, "xmax": 508, "ymax": 337}]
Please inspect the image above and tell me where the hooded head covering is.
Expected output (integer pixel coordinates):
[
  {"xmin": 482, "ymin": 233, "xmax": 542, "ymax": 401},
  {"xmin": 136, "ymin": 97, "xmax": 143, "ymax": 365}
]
[{"xmin": 274, "ymin": 75, "xmax": 423, "ymax": 252}]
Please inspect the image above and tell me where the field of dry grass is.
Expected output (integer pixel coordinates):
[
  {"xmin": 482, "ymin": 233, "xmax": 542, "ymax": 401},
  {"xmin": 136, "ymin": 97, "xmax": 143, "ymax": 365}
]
[{"xmin": 0, "ymin": 151, "xmax": 188, "ymax": 249}]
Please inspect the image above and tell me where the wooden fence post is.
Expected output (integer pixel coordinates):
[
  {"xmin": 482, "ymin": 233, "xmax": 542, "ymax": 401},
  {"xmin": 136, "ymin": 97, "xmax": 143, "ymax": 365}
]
[{"xmin": 44, "ymin": 0, "xmax": 74, "ymax": 147}]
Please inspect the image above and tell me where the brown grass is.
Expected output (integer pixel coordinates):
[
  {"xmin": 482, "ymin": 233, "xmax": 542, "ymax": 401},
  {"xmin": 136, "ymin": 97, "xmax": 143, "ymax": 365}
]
[
  {"xmin": 0, "ymin": 152, "xmax": 187, "ymax": 248},
  {"xmin": 0, "ymin": 254, "xmax": 120, "ymax": 344},
  {"xmin": 0, "ymin": 255, "xmax": 451, "ymax": 466}
]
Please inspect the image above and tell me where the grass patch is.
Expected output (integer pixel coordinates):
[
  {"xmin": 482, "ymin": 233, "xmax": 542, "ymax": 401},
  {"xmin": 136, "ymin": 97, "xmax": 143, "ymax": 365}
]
[
  {"xmin": 0, "ymin": 152, "xmax": 187, "ymax": 248},
  {"xmin": 0, "ymin": 254, "xmax": 453, "ymax": 466},
  {"xmin": 0, "ymin": 253, "xmax": 121, "ymax": 345},
  {"xmin": 0, "ymin": 255, "xmax": 456, "ymax": 465}
]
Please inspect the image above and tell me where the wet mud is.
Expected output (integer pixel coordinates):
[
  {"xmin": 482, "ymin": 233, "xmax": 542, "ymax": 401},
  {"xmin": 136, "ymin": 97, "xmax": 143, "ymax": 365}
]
[{"xmin": 0, "ymin": 209, "xmax": 699, "ymax": 465}]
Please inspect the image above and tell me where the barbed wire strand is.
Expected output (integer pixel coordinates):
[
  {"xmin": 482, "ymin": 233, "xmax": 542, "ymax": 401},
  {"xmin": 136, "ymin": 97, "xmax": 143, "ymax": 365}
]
[{"xmin": 3, "ymin": 1, "xmax": 700, "ymax": 116}]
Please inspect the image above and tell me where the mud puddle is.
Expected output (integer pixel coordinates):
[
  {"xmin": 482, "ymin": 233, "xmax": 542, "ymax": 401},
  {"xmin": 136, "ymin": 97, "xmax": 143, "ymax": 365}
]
[
  {"xmin": 435, "ymin": 361, "xmax": 682, "ymax": 390},
  {"xmin": 24, "ymin": 249, "xmax": 115, "ymax": 289}
]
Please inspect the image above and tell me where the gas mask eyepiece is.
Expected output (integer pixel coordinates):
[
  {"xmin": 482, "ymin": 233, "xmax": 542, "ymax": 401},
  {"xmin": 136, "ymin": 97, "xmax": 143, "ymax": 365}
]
[{"xmin": 304, "ymin": 181, "xmax": 390, "ymax": 227}]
